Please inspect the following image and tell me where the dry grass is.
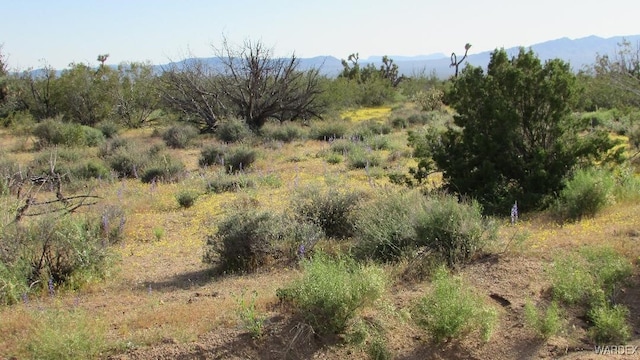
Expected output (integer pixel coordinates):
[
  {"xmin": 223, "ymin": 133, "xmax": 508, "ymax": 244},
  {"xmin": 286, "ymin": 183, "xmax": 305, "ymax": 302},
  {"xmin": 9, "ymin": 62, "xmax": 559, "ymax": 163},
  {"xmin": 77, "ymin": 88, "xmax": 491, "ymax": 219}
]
[{"xmin": 1, "ymin": 107, "xmax": 639, "ymax": 359}]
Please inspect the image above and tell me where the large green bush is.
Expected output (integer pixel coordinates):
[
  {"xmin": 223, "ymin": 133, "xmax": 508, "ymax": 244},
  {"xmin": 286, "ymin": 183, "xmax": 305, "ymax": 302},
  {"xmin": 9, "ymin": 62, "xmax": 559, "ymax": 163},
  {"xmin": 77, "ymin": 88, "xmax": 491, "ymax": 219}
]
[
  {"xmin": 215, "ymin": 117, "xmax": 252, "ymax": 143},
  {"xmin": 436, "ymin": 48, "xmax": 620, "ymax": 214},
  {"xmin": 277, "ymin": 253, "xmax": 386, "ymax": 335}
]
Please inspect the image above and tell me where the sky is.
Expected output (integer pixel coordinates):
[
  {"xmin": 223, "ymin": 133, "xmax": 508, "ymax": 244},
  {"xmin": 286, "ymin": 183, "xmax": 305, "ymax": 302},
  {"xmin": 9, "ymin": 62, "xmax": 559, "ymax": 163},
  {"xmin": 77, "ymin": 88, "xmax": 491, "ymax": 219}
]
[{"xmin": 1, "ymin": 0, "xmax": 638, "ymax": 70}]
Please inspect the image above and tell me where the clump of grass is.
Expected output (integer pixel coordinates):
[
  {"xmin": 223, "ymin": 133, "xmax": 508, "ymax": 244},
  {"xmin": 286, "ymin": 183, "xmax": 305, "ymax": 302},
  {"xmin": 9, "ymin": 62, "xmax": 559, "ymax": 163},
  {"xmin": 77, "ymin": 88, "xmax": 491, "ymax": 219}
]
[
  {"xmin": 524, "ymin": 300, "xmax": 564, "ymax": 339},
  {"xmin": 411, "ymin": 266, "xmax": 497, "ymax": 343},
  {"xmin": 198, "ymin": 144, "xmax": 257, "ymax": 173},
  {"xmin": 205, "ymin": 171, "xmax": 255, "ymax": 193},
  {"xmin": 176, "ymin": 189, "xmax": 199, "ymax": 208},
  {"xmin": 234, "ymin": 290, "xmax": 267, "ymax": 339},
  {"xmin": 203, "ymin": 209, "xmax": 283, "ymax": 273},
  {"xmin": 325, "ymin": 153, "xmax": 343, "ymax": 164},
  {"xmin": 277, "ymin": 253, "xmax": 386, "ymax": 335},
  {"xmin": 346, "ymin": 147, "xmax": 381, "ymax": 169},
  {"xmin": 26, "ymin": 309, "xmax": 107, "ymax": 360}
]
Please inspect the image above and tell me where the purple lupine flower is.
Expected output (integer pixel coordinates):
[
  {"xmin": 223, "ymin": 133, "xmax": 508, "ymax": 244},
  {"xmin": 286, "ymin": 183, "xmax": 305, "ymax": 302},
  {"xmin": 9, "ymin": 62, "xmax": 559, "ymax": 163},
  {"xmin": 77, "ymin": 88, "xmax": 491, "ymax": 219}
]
[
  {"xmin": 298, "ymin": 244, "xmax": 306, "ymax": 258},
  {"xmin": 22, "ymin": 293, "xmax": 29, "ymax": 305},
  {"xmin": 510, "ymin": 201, "xmax": 518, "ymax": 224},
  {"xmin": 48, "ymin": 278, "xmax": 55, "ymax": 297}
]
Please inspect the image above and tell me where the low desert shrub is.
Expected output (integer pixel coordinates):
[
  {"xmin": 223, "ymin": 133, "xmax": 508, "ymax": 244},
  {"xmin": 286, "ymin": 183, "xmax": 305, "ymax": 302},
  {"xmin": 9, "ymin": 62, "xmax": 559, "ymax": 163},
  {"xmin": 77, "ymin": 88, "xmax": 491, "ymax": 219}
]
[
  {"xmin": 554, "ymin": 167, "xmax": 615, "ymax": 221},
  {"xmin": 414, "ymin": 195, "xmax": 497, "ymax": 267},
  {"xmin": 26, "ymin": 309, "xmax": 107, "ymax": 360},
  {"xmin": 309, "ymin": 120, "xmax": 349, "ymax": 141},
  {"xmin": 411, "ymin": 267, "xmax": 497, "ymax": 343},
  {"xmin": 139, "ymin": 154, "xmax": 185, "ymax": 183},
  {"xmin": 524, "ymin": 300, "xmax": 564, "ymax": 339},
  {"xmin": 588, "ymin": 303, "xmax": 631, "ymax": 344},
  {"xmin": 205, "ymin": 171, "xmax": 255, "ymax": 193},
  {"xmin": 175, "ymin": 189, "xmax": 199, "ymax": 208},
  {"xmin": 277, "ymin": 253, "xmax": 386, "ymax": 335},
  {"xmin": 346, "ymin": 147, "xmax": 381, "ymax": 169},
  {"xmin": 162, "ymin": 123, "xmax": 199, "ymax": 148},
  {"xmin": 203, "ymin": 209, "xmax": 284, "ymax": 273},
  {"xmin": 199, "ymin": 144, "xmax": 227, "ymax": 167},
  {"xmin": 292, "ymin": 186, "xmax": 364, "ymax": 239},
  {"xmin": 260, "ymin": 121, "xmax": 306, "ymax": 142},
  {"xmin": 33, "ymin": 118, "xmax": 105, "ymax": 148},
  {"xmin": 352, "ymin": 189, "xmax": 425, "ymax": 262},
  {"xmin": 216, "ymin": 117, "xmax": 252, "ymax": 143},
  {"xmin": 224, "ymin": 146, "xmax": 258, "ymax": 173}
]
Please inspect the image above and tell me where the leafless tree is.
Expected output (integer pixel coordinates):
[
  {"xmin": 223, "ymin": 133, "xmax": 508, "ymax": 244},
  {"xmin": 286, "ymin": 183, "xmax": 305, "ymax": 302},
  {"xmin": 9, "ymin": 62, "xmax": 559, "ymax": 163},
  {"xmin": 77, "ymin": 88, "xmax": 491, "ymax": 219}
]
[{"xmin": 159, "ymin": 38, "xmax": 325, "ymax": 132}]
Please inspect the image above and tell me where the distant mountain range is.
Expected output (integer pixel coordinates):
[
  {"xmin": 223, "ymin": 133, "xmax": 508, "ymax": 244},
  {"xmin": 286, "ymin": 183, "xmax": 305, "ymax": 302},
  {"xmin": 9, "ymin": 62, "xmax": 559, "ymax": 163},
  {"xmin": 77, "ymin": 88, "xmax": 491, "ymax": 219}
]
[{"xmin": 167, "ymin": 34, "xmax": 640, "ymax": 79}]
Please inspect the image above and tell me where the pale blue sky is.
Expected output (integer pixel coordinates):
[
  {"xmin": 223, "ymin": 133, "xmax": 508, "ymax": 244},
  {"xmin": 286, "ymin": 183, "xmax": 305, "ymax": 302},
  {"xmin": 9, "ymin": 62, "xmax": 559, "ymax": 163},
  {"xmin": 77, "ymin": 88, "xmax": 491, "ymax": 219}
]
[{"xmin": 1, "ymin": 0, "xmax": 638, "ymax": 70}]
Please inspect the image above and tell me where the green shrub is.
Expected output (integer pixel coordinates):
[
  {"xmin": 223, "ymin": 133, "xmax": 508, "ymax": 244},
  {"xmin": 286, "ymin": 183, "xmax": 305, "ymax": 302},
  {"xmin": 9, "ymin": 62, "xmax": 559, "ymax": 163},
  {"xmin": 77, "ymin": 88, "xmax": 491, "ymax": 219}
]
[
  {"xmin": 411, "ymin": 267, "xmax": 497, "ymax": 343},
  {"xmin": 277, "ymin": 253, "xmax": 386, "ymax": 335},
  {"xmin": 27, "ymin": 309, "xmax": 107, "ymax": 360},
  {"xmin": 352, "ymin": 189, "xmax": 424, "ymax": 262},
  {"xmin": 588, "ymin": 304, "xmax": 631, "ymax": 344},
  {"xmin": 292, "ymin": 186, "xmax": 364, "ymax": 239},
  {"xmin": 162, "ymin": 124, "xmax": 199, "ymax": 148},
  {"xmin": 346, "ymin": 147, "xmax": 381, "ymax": 169},
  {"xmin": 32, "ymin": 118, "xmax": 105, "ymax": 148},
  {"xmin": 96, "ymin": 121, "xmax": 119, "ymax": 138},
  {"xmin": 0, "ymin": 259, "xmax": 30, "ymax": 305},
  {"xmin": 325, "ymin": 153, "xmax": 343, "ymax": 164},
  {"xmin": 260, "ymin": 121, "xmax": 306, "ymax": 142},
  {"xmin": 216, "ymin": 117, "xmax": 252, "ymax": 143},
  {"xmin": 309, "ymin": 120, "xmax": 349, "ymax": 141},
  {"xmin": 412, "ymin": 88, "xmax": 444, "ymax": 111},
  {"xmin": 549, "ymin": 247, "xmax": 632, "ymax": 306},
  {"xmin": 140, "ymin": 154, "xmax": 185, "ymax": 183},
  {"xmin": 329, "ymin": 139, "xmax": 359, "ymax": 154},
  {"xmin": 524, "ymin": 300, "xmax": 564, "ymax": 339},
  {"xmin": 203, "ymin": 209, "xmax": 284, "ymax": 273},
  {"xmin": 555, "ymin": 167, "xmax": 615, "ymax": 221},
  {"xmin": 206, "ymin": 172, "xmax": 255, "ymax": 193},
  {"xmin": 414, "ymin": 195, "xmax": 497, "ymax": 267},
  {"xmin": 235, "ymin": 290, "xmax": 267, "ymax": 339},
  {"xmin": 70, "ymin": 159, "xmax": 111, "ymax": 180},
  {"xmin": 176, "ymin": 189, "xmax": 199, "ymax": 208},
  {"xmin": 199, "ymin": 144, "xmax": 227, "ymax": 167},
  {"xmin": 365, "ymin": 135, "xmax": 391, "ymax": 151},
  {"xmin": 350, "ymin": 120, "xmax": 392, "ymax": 140},
  {"xmin": 224, "ymin": 146, "xmax": 258, "ymax": 173}
]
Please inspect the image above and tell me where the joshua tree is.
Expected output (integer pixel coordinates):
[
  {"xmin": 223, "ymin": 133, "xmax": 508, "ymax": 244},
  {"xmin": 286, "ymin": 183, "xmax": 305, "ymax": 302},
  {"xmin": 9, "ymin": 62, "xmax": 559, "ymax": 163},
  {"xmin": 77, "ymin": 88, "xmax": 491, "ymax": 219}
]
[{"xmin": 450, "ymin": 43, "xmax": 471, "ymax": 77}]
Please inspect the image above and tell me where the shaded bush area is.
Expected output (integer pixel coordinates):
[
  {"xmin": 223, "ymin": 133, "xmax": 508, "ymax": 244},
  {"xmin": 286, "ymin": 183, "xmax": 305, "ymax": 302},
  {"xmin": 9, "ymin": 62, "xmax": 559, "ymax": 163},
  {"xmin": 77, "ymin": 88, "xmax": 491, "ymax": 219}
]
[
  {"xmin": 259, "ymin": 121, "xmax": 307, "ymax": 142},
  {"xmin": 277, "ymin": 253, "xmax": 386, "ymax": 335},
  {"xmin": 203, "ymin": 205, "xmax": 322, "ymax": 273}
]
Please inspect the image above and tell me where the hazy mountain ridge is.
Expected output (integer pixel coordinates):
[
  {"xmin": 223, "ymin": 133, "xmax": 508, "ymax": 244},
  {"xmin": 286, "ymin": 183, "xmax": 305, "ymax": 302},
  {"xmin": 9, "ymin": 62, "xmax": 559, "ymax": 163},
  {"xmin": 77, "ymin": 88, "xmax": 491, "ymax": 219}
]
[{"xmin": 119, "ymin": 34, "xmax": 640, "ymax": 79}]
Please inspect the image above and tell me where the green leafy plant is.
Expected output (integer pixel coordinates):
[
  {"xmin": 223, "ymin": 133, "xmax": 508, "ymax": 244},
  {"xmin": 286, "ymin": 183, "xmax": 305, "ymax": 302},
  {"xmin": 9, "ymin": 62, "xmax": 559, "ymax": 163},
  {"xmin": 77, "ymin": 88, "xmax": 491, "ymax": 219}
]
[
  {"xmin": 412, "ymin": 267, "xmax": 497, "ymax": 343},
  {"xmin": 175, "ymin": 189, "xmax": 199, "ymax": 208},
  {"xmin": 277, "ymin": 253, "xmax": 386, "ymax": 335},
  {"xmin": 293, "ymin": 186, "xmax": 364, "ymax": 239},
  {"xmin": 162, "ymin": 123, "xmax": 199, "ymax": 148},
  {"xmin": 215, "ymin": 117, "xmax": 252, "ymax": 143},
  {"xmin": 588, "ymin": 304, "xmax": 631, "ymax": 344},
  {"xmin": 554, "ymin": 167, "xmax": 615, "ymax": 221},
  {"xmin": 524, "ymin": 300, "xmax": 564, "ymax": 339},
  {"xmin": 235, "ymin": 290, "xmax": 267, "ymax": 339}
]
